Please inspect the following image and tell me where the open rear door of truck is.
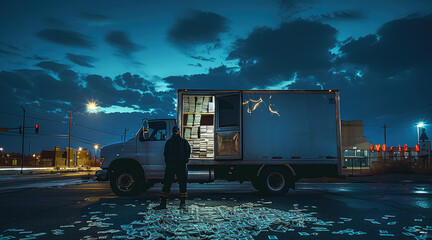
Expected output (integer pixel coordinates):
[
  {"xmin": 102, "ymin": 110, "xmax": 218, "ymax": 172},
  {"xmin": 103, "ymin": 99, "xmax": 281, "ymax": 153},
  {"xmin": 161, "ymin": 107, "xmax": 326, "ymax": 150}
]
[{"xmin": 214, "ymin": 92, "xmax": 242, "ymax": 160}]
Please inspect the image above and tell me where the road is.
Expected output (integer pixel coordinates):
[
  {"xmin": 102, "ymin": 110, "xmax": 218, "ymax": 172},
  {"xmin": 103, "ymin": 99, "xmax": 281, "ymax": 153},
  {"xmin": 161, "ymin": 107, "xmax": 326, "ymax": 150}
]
[{"xmin": 0, "ymin": 176, "xmax": 430, "ymax": 240}]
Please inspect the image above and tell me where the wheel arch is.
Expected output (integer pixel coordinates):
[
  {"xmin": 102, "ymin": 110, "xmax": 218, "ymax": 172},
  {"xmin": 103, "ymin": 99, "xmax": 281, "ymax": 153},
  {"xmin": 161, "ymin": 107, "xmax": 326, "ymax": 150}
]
[
  {"xmin": 107, "ymin": 158, "xmax": 147, "ymax": 183},
  {"xmin": 256, "ymin": 164, "xmax": 296, "ymax": 189},
  {"xmin": 257, "ymin": 164, "xmax": 296, "ymax": 178}
]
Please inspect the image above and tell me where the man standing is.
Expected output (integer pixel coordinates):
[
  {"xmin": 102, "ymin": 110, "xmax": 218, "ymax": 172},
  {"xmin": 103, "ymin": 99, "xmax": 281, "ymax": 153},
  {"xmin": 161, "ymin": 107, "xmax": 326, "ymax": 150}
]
[{"xmin": 154, "ymin": 126, "xmax": 190, "ymax": 209}]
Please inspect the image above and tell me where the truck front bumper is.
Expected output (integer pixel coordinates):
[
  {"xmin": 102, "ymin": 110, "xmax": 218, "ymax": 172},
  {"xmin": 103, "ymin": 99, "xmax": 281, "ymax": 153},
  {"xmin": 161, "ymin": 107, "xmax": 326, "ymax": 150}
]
[{"xmin": 95, "ymin": 169, "xmax": 108, "ymax": 181}]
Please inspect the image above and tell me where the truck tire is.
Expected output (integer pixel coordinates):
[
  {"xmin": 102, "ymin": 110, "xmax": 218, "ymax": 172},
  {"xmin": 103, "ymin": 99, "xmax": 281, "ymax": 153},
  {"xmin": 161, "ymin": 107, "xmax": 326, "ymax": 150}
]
[
  {"xmin": 251, "ymin": 178, "xmax": 263, "ymax": 192},
  {"xmin": 110, "ymin": 166, "xmax": 145, "ymax": 197},
  {"xmin": 259, "ymin": 166, "xmax": 292, "ymax": 195}
]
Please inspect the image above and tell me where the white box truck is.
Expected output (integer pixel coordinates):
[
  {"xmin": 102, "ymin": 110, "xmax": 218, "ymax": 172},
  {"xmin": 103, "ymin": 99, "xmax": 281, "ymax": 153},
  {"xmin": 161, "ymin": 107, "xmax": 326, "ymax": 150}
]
[{"xmin": 97, "ymin": 90, "xmax": 342, "ymax": 196}]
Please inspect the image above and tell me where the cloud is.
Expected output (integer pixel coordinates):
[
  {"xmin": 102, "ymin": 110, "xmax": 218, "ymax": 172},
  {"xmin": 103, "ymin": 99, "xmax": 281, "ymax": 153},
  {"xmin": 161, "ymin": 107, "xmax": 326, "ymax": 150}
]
[
  {"xmin": 277, "ymin": 0, "xmax": 315, "ymax": 19},
  {"xmin": 188, "ymin": 63, "xmax": 202, "ymax": 67},
  {"xmin": 338, "ymin": 13, "xmax": 432, "ymax": 73},
  {"xmin": 320, "ymin": 10, "xmax": 364, "ymax": 21},
  {"xmin": 25, "ymin": 55, "xmax": 50, "ymax": 61},
  {"xmin": 45, "ymin": 16, "xmax": 68, "ymax": 28},
  {"xmin": 0, "ymin": 42, "xmax": 23, "ymax": 52},
  {"xmin": 0, "ymin": 70, "xmax": 33, "ymax": 89},
  {"xmin": 0, "ymin": 42, "xmax": 23, "ymax": 57},
  {"xmin": 168, "ymin": 10, "xmax": 229, "ymax": 49},
  {"xmin": 190, "ymin": 55, "xmax": 216, "ymax": 62},
  {"xmin": 66, "ymin": 53, "xmax": 97, "ymax": 68},
  {"xmin": 105, "ymin": 31, "xmax": 143, "ymax": 57},
  {"xmin": 80, "ymin": 12, "xmax": 112, "ymax": 26},
  {"xmin": 164, "ymin": 65, "xmax": 251, "ymax": 90},
  {"xmin": 113, "ymin": 72, "xmax": 155, "ymax": 92},
  {"xmin": 0, "ymin": 48, "xmax": 21, "ymax": 57},
  {"xmin": 35, "ymin": 61, "xmax": 70, "ymax": 73},
  {"xmin": 35, "ymin": 29, "xmax": 93, "ymax": 48},
  {"xmin": 228, "ymin": 19, "xmax": 337, "ymax": 87},
  {"xmin": 0, "ymin": 66, "xmax": 174, "ymax": 117}
]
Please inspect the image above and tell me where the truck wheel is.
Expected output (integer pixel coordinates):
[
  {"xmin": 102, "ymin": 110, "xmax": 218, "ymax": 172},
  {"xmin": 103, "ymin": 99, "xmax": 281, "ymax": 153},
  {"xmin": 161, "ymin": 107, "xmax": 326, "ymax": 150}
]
[
  {"xmin": 110, "ymin": 167, "xmax": 144, "ymax": 196},
  {"xmin": 259, "ymin": 167, "xmax": 292, "ymax": 195},
  {"xmin": 251, "ymin": 178, "xmax": 263, "ymax": 192}
]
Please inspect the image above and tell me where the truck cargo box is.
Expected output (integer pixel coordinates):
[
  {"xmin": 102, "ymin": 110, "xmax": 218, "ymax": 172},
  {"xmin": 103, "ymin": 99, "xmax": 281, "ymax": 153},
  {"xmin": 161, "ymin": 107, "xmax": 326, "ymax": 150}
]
[{"xmin": 177, "ymin": 90, "xmax": 342, "ymax": 168}]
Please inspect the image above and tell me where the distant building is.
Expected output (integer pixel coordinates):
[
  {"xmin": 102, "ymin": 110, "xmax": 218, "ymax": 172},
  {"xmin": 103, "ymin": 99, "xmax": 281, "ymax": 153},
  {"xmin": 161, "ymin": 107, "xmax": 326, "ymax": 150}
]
[
  {"xmin": 342, "ymin": 120, "xmax": 371, "ymax": 150},
  {"xmin": 341, "ymin": 120, "xmax": 372, "ymax": 168},
  {"xmin": 40, "ymin": 146, "xmax": 90, "ymax": 167}
]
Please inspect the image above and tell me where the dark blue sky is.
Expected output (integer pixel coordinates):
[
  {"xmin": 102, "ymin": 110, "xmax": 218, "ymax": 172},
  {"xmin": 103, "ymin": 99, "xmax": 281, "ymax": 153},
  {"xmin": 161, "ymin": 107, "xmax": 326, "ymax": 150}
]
[{"xmin": 1, "ymin": 0, "xmax": 431, "ymax": 154}]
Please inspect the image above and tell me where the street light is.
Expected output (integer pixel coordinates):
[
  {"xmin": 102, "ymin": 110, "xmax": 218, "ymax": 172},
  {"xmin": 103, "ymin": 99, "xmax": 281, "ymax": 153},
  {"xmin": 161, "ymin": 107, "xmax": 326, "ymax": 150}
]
[
  {"xmin": 68, "ymin": 102, "xmax": 98, "ymax": 168},
  {"xmin": 94, "ymin": 144, "xmax": 99, "ymax": 167},
  {"xmin": 416, "ymin": 122, "xmax": 426, "ymax": 145}
]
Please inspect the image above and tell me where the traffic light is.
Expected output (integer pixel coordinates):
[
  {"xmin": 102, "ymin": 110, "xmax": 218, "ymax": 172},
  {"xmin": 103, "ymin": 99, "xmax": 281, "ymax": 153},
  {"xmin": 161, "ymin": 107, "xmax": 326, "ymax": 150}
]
[
  {"xmin": 35, "ymin": 124, "xmax": 39, "ymax": 134},
  {"xmin": 19, "ymin": 125, "xmax": 22, "ymax": 134}
]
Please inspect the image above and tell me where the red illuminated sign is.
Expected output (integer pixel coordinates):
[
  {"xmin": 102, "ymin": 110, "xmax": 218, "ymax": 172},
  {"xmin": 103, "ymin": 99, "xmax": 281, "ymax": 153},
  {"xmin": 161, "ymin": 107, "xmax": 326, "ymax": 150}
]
[
  {"xmin": 370, "ymin": 144, "xmax": 411, "ymax": 152},
  {"xmin": 375, "ymin": 144, "xmax": 381, "ymax": 151}
]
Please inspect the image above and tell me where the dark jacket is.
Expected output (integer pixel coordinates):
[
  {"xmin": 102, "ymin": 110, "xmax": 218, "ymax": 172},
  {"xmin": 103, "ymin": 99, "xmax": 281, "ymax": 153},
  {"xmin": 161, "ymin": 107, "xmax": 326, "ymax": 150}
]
[{"xmin": 164, "ymin": 134, "xmax": 191, "ymax": 164}]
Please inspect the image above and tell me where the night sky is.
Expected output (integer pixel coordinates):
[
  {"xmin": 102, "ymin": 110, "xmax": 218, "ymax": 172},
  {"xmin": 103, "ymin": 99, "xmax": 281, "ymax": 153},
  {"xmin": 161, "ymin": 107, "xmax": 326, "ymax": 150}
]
[{"xmin": 1, "ymin": 0, "xmax": 431, "ymax": 154}]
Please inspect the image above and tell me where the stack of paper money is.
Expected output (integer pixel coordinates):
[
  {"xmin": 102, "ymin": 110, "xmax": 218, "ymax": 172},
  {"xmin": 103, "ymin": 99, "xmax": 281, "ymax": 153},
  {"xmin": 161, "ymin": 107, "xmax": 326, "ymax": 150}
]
[
  {"xmin": 196, "ymin": 97, "xmax": 203, "ymax": 113},
  {"xmin": 183, "ymin": 96, "xmax": 190, "ymax": 113},
  {"xmin": 209, "ymin": 101, "xmax": 214, "ymax": 113},
  {"xmin": 202, "ymin": 97, "xmax": 210, "ymax": 113},
  {"xmin": 186, "ymin": 114, "xmax": 194, "ymax": 126},
  {"xmin": 189, "ymin": 97, "xmax": 196, "ymax": 113},
  {"xmin": 200, "ymin": 126, "xmax": 213, "ymax": 139},
  {"xmin": 191, "ymin": 126, "xmax": 198, "ymax": 139},
  {"xmin": 199, "ymin": 140, "xmax": 207, "ymax": 157},
  {"xmin": 193, "ymin": 114, "xmax": 201, "ymax": 126},
  {"xmin": 191, "ymin": 140, "xmax": 200, "ymax": 158},
  {"xmin": 184, "ymin": 128, "xmax": 191, "ymax": 139}
]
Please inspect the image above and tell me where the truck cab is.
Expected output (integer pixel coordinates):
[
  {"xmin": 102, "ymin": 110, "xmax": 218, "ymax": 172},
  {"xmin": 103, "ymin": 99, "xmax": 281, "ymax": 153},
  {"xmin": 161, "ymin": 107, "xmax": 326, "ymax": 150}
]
[{"xmin": 98, "ymin": 119, "xmax": 176, "ymax": 196}]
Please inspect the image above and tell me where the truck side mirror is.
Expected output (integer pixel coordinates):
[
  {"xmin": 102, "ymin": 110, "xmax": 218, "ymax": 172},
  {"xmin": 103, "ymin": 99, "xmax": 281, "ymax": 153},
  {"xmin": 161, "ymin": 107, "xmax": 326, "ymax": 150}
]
[{"xmin": 142, "ymin": 119, "xmax": 150, "ymax": 140}]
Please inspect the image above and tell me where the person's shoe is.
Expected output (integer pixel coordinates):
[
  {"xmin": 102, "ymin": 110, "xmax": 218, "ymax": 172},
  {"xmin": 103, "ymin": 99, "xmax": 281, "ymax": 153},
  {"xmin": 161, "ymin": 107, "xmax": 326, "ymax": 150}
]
[
  {"xmin": 153, "ymin": 204, "xmax": 167, "ymax": 210},
  {"xmin": 153, "ymin": 197, "xmax": 167, "ymax": 210},
  {"xmin": 179, "ymin": 198, "xmax": 186, "ymax": 209}
]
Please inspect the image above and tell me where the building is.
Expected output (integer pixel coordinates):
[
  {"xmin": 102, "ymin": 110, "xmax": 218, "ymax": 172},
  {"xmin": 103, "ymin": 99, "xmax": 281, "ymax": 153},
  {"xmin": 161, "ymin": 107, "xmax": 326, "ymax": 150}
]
[
  {"xmin": 341, "ymin": 120, "xmax": 372, "ymax": 168},
  {"xmin": 40, "ymin": 146, "xmax": 90, "ymax": 167}
]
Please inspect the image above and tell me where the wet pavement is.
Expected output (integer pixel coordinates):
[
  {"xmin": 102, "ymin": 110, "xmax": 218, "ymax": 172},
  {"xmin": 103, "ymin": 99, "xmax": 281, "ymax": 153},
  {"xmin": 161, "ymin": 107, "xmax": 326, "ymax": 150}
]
[{"xmin": 0, "ymin": 180, "xmax": 430, "ymax": 239}]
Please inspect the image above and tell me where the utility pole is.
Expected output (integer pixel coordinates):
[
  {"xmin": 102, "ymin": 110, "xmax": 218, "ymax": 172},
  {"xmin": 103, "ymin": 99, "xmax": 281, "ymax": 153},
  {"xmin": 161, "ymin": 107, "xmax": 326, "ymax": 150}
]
[
  {"xmin": 20, "ymin": 106, "xmax": 25, "ymax": 174},
  {"xmin": 123, "ymin": 128, "xmax": 129, "ymax": 142},
  {"xmin": 68, "ymin": 109, "xmax": 72, "ymax": 168},
  {"xmin": 383, "ymin": 124, "xmax": 387, "ymax": 162}
]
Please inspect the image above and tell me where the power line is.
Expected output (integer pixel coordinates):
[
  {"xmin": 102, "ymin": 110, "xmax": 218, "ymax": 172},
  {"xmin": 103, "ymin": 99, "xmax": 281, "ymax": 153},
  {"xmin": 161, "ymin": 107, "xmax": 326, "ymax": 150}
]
[
  {"xmin": 71, "ymin": 135, "xmax": 106, "ymax": 145},
  {"xmin": 72, "ymin": 122, "xmax": 122, "ymax": 136},
  {"xmin": 0, "ymin": 110, "xmax": 123, "ymax": 136},
  {"xmin": 0, "ymin": 132, "xmax": 68, "ymax": 139},
  {"xmin": 0, "ymin": 111, "xmax": 67, "ymax": 124}
]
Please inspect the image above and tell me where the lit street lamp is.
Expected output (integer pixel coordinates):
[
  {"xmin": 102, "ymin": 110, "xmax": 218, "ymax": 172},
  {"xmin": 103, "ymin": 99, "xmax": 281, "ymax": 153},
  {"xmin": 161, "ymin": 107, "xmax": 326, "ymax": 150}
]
[
  {"xmin": 416, "ymin": 122, "xmax": 425, "ymax": 145},
  {"xmin": 94, "ymin": 144, "xmax": 99, "ymax": 167},
  {"xmin": 68, "ymin": 102, "xmax": 98, "ymax": 168}
]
